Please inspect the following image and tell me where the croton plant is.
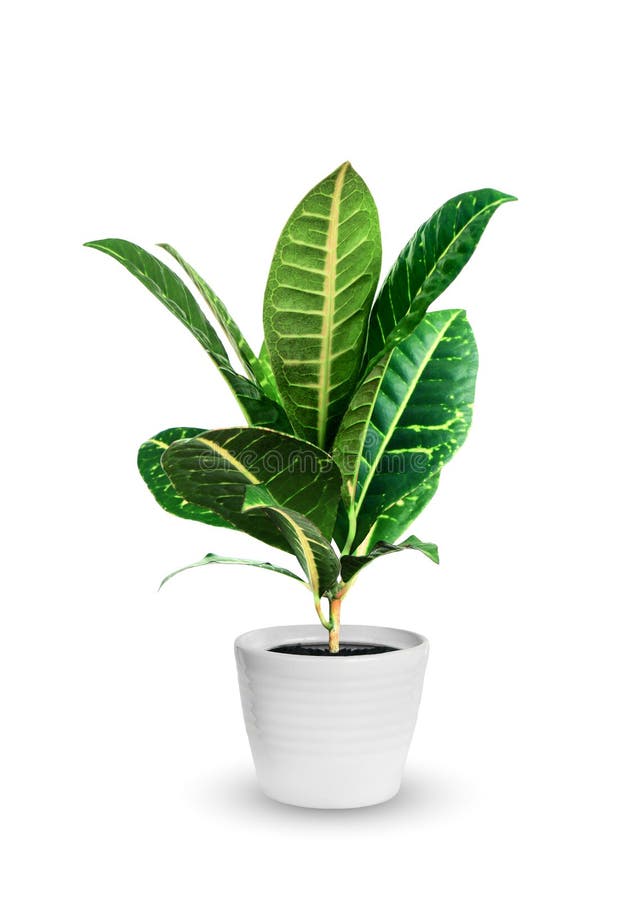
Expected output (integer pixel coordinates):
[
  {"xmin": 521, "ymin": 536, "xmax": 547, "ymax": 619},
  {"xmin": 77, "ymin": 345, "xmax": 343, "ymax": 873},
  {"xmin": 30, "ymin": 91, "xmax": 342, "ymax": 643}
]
[{"xmin": 86, "ymin": 162, "xmax": 514, "ymax": 652}]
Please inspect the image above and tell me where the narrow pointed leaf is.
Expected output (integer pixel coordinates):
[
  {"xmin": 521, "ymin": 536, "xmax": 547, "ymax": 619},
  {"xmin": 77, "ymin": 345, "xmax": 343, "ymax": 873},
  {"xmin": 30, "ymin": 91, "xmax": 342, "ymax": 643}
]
[
  {"xmin": 333, "ymin": 309, "xmax": 477, "ymax": 552},
  {"xmin": 332, "ymin": 352, "xmax": 390, "ymax": 512},
  {"xmin": 138, "ymin": 427, "xmax": 232, "ymax": 529},
  {"xmin": 158, "ymin": 243, "xmax": 278, "ymax": 400},
  {"xmin": 340, "ymin": 536, "xmax": 439, "ymax": 583},
  {"xmin": 366, "ymin": 189, "xmax": 515, "ymax": 364},
  {"xmin": 84, "ymin": 239, "xmax": 291, "ymax": 432},
  {"xmin": 162, "ymin": 427, "xmax": 341, "ymax": 553},
  {"xmin": 264, "ymin": 161, "xmax": 381, "ymax": 448},
  {"xmin": 160, "ymin": 551, "xmax": 305, "ymax": 590},
  {"xmin": 243, "ymin": 486, "xmax": 340, "ymax": 596}
]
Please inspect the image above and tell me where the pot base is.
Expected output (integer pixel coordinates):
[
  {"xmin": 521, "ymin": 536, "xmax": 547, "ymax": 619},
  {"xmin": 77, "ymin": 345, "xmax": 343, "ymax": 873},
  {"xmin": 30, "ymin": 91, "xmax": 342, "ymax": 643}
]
[{"xmin": 261, "ymin": 780, "xmax": 401, "ymax": 810}]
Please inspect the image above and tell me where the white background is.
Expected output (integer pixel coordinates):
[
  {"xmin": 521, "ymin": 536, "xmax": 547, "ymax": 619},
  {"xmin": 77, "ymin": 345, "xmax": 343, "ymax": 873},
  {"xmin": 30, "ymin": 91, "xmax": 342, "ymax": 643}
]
[{"xmin": 1, "ymin": 1, "xmax": 636, "ymax": 897}]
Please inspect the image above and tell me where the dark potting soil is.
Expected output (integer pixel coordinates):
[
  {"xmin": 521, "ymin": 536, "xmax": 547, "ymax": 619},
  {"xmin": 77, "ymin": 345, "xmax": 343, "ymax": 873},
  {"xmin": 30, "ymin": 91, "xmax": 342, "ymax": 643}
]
[{"xmin": 269, "ymin": 641, "xmax": 398, "ymax": 657}]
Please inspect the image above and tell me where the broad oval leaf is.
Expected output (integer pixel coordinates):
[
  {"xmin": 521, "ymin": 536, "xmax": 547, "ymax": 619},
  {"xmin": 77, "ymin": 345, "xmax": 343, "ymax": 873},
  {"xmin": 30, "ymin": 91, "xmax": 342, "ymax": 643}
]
[
  {"xmin": 365, "ymin": 189, "xmax": 515, "ymax": 364},
  {"xmin": 161, "ymin": 427, "xmax": 341, "ymax": 552},
  {"xmin": 243, "ymin": 486, "xmax": 340, "ymax": 597},
  {"xmin": 333, "ymin": 309, "xmax": 478, "ymax": 552},
  {"xmin": 263, "ymin": 161, "xmax": 381, "ymax": 449},
  {"xmin": 85, "ymin": 239, "xmax": 291, "ymax": 432},
  {"xmin": 138, "ymin": 426, "xmax": 231, "ymax": 529},
  {"xmin": 160, "ymin": 551, "xmax": 305, "ymax": 590},
  {"xmin": 340, "ymin": 536, "xmax": 439, "ymax": 583}
]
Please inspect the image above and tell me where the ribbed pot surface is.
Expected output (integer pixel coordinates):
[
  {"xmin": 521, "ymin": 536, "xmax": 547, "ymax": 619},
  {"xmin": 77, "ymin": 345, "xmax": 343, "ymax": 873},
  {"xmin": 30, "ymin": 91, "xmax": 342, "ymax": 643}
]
[{"xmin": 235, "ymin": 624, "xmax": 428, "ymax": 808}]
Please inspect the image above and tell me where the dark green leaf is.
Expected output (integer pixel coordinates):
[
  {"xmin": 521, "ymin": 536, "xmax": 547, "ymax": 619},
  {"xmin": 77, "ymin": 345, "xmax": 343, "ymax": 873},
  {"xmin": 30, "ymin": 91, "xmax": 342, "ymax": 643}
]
[
  {"xmin": 340, "ymin": 536, "xmax": 439, "ymax": 582},
  {"xmin": 263, "ymin": 162, "xmax": 381, "ymax": 449},
  {"xmin": 359, "ymin": 474, "xmax": 440, "ymax": 549},
  {"xmin": 84, "ymin": 239, "xmax": 291, "ymax": 432},
  {"xmin": 158, "ymin": 243, "xmax": 278, "ymax": 401},
  {"xmin": 243, "ymin": 486, "xmax": 340, "ymax": 596},
  {"xmin": 161, "ymin": 427, "xmax": 342, "ymax": 553},
  {"xmin": 159, "ymin": 551, "xmax": 305, "ymax": 590},
  {"xmin": 333, "ymin": 309, "xmax": 477, "ymax": 552},
  {"xmin": 137, "ymin": 427, "xmax": 231, "ymax": 529},
  {"xmin": 366, "ymin": 189, "xmax": 515, "ymax": 364}
]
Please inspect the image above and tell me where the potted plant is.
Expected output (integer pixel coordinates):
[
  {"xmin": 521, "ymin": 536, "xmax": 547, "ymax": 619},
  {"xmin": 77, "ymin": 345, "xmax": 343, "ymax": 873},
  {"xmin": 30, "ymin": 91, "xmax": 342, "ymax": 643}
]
[{"xmin": 86, "ymin": 162, "xmax": 515, "ymax": 808}]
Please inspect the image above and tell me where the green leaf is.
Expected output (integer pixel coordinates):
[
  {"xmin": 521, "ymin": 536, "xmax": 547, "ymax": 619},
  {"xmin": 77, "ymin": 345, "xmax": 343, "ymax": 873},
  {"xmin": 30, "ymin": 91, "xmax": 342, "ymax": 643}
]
[
  {"xmin": 366, "ymin": 189, "xmax": 516, "ymax": 364},
  {"xmin": 158, "ymin": 243, "xmax": 278, "ymax": 401},
  {"xmin": 360, "ymin": 474, "xmax": 440, "ymax": 549},
  {"xmin": 333, "ymin": 309, "xmax": 478, "ymax": 553},
  {"xmin": 161, "ymin": 427, "xmax": 342, "ymax": 553},
  {"xmin": 332, "ymin": 500, "xmax": 351, "ymax": 551},
  {"xmin": 159, "ymin": 551, "xmax": 305, "ymax": 590},
  {"xmin": 340, "ymin": 536, "xmax": 439, "ymax": 582},
  {"xmin": 84, "ymin": 239, "xmax": 291, "ymax": 432},
  {"xmin": 263, "ymin": 161, "xmax": 382, "ymax": 449},
  {"xmin": 138, "ymin": 427, "xmax": 232, "ymax": 529},
  {"xmin": 214, "ymin": 358, "xmax": 291, "ymax": 432},
  {"xmin": 243, "ymin": 486, "xmax": 340, "ymax": 597},
  {"xmin": 257, "ymin": 341, "xmax": 280, "ymax": 401}
]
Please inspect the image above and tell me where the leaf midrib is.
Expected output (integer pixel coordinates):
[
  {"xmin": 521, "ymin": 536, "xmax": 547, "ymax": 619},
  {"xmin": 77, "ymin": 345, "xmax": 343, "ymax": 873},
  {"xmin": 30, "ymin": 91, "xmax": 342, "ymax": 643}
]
[
  {"xmin": 317, "ymin": 162, "xmax": 349, "ymax": 447},
  {"xmin": 276, "ymin": 509, "xmax": 320, "ymax": 595},
  {"xmin": 195, "ymin": 437, "xmax": 260, "ymax": 484}
]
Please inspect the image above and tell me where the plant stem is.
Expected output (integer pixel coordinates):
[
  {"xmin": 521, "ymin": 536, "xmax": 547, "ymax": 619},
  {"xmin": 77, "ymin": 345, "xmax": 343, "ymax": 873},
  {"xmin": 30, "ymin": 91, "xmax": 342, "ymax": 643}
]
[
  {"xmin": 328, "ymin": 579, "xmax": 353, "ymax": 653},
  {"xmin": 328, "ymin": 596, "xmax": 342, "ymax": 653}
]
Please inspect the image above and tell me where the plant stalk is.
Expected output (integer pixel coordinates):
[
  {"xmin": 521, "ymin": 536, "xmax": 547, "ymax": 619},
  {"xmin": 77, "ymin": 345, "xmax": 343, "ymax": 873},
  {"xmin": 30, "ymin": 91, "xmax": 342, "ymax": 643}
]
[{"xmin": 328, "ymin": 597, "xmax": 341, "ymax": 653}]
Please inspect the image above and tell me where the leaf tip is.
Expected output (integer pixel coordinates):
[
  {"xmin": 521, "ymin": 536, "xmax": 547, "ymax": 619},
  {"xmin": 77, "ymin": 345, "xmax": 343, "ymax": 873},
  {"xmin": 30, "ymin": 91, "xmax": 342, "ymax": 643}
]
[{"xmin": 424, "ymin": 542, "xmax": 440, "ymax": 565}]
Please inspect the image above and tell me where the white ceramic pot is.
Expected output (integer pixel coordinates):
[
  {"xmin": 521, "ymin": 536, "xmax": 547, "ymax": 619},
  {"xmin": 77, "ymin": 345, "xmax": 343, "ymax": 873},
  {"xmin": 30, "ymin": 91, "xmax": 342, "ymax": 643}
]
[{"xmin": 234, "ymin": 623, "xmax": 428, "ymax": 809}]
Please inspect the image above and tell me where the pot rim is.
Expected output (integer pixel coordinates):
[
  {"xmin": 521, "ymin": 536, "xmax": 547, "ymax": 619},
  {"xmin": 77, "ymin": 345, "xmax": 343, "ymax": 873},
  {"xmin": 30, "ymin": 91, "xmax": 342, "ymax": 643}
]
[{"xmin": 234, "ymin": 623, "xmax": 428, "ymax": 663}]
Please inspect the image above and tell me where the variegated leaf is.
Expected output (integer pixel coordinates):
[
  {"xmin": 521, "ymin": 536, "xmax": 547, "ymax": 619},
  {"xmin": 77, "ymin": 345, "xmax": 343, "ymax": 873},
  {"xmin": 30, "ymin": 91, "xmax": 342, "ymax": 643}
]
[
  {"xmin": 257, "ymin": 341, "xmax": 280, "ymax": 401},
  {"xmin": 161, "ymin": 427, "xmax": 341, "ymax": 553},
  {"xmin": 158, "ymin": 243, "xmax": 278, "ymax": 401},
  {"xmin": 137, "ymin": 427, "xmax": 231, "ymax": 529},
  {"xmin": 358, "ymin": 474, "xmax": 440, "ymax": 550},
  {"xmin": 340, "ymin": 536, "xmax": 439, "ymax": 582},
  {"xmin": 243, "ymin": 486, "xmax": 340, "ymax": 597},
  {"xmin": 84, "ymin": 239, "xmax": 291, "ymax": 432},
  {"xmin": 333, "ymin": 309, "xmax": 477, "ymax": 553},
  {"xmin": 263, "ymin": 161, "xmax": 381, "ymax": 449},
  {"xmin": 366, "ymin": 189, "xmax": 515, "ymax": 364}
]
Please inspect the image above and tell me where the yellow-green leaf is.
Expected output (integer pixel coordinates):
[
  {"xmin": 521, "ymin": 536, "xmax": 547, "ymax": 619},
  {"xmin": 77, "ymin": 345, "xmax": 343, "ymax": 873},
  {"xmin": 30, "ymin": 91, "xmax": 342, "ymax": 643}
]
[{"xmin": 263, "ymin": 162, "xmax": 381, "ymax": 449}]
